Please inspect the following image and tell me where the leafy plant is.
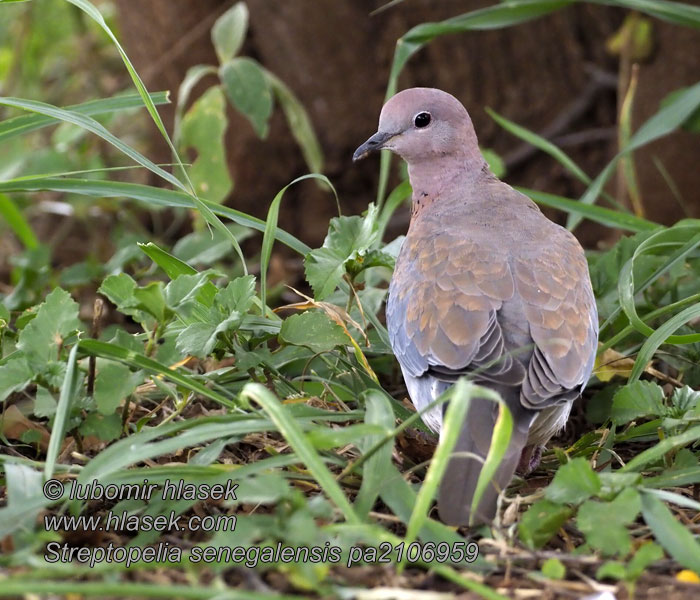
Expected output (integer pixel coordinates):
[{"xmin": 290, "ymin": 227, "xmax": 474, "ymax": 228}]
[{"xmin": 1, "ymin": 0, "xmax": 700, "ymax": 598}]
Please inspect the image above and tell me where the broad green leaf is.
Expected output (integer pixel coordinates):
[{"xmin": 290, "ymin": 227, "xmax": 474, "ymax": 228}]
[
  {"xmin": 217, "ymin": 275, "xmax": 256, "ymax": 313},
  {"xmin": 94, "ymin": 362, "xmax": 142, "ymax": 414},
  {"xmin": 98, "ymin": 273, "xmax": 147, "ymax": 325},
  {"xmin": 179, "ymin": 86, "xmax": 232, "ymax": 203},
  {"xmin": 0, "ymin": 356, "xmax": 33, "ymax": 403},
  {"xmin": 519, "ymin": 500, "xmax": 573, "ymax": 549},
  {"xmin": 278, "ymin": 311, "xmax": 348, "ymax": 354},
  {"xmin": 211, "ymin": 2, "xmax": 248, "ymax": 64},
  {"xmin": 79, "ymin": 411, "xmax": 122, "ymax": 442},
  {"xmin": 3, "ymin": 463, "xmax": 43, "ymax": 536},
  {"xmin": 163, "ymin": 270, "xmax": 219, "ymax": 315},
  {"xmin": 33, "ymin": 386, "xmax": 57, "ymax": 419},
  {"xmin": 17, "ymin": 288, "xmax": 81, "ymax": 371},
  {"xmin": 577, "ymin": 488, "xmax": 641, "ymax": 556},
  {"xmin": 541, "ymin": 558, "xmax": 566, "ymax": 580},
  {"xmin": 626, "ymin": 541, "xmax": 664, "ymax": 580},
  {"xmin": 610, "ymin": 380, "xmax": 666, "ymax": 425},
  {"xmin": 220, "ymin": 57, "xmax": 273, "ymax": 138},
  {"xmin": 139, "ymin": 241, "xmax": 202, "ymax": 278},
  {"xmin": 355, "ymin": 390, "xmax": 395, "ymax": 517},
  {"xmin": 596, "ymin": 561, "xmax": 627, "ymax": 581},
  {"xmin": 133, "ymin": 281, "xmax": 169, "ymax": 322},
  {"xmin": 176, "ymin": 315, "xmax": 240, "ymax": 358},
  {"xmin": 544, "ymin": 457, "xmax": 601, "ymax": 504},
  {"xmin": 641, "ymin": 490, "xmax": 700, "ymax": 573},
  {"xmin": 305, "ymin": 205, "xmax": 381, "ymax": 300},
  {"xmin": 99, "ymin": 272, "xmax": 137, "ymax": 306},
  {"xmin": 671, "ymin": 385, "xmax": 700, "ymax": 414}
]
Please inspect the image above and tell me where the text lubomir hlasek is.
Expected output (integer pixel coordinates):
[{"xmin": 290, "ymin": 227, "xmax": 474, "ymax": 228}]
[{"xmin": 66, "ymin": 479, "xmax": 238, "ymax": 502}]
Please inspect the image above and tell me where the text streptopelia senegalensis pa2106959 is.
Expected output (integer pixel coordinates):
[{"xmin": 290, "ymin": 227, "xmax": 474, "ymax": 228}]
[{"xmin": 354, "ymin": 88, "xmax": 599, "ymax": 526}]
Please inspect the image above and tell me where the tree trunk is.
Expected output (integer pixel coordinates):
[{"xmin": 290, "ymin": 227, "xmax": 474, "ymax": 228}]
[{"xmin": 114, "ymin": 0, "xmax": 700, "ymax": 248}]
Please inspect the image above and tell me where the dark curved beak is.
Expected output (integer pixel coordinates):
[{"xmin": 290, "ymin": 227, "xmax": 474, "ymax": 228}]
[{"xmin": 353, "ymin": 131, "xmax": 394, "ymax": 162}]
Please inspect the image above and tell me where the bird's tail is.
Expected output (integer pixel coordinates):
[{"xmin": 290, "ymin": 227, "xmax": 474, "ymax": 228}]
[{"xmin": 438, "ymin": 394, "xmax": 533, "ymax": 526}]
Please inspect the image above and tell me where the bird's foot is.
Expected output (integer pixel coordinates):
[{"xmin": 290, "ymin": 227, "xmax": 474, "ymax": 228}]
[{"xmin": 517, "ymin": 445, "xmax": 543, "ymax": 475}]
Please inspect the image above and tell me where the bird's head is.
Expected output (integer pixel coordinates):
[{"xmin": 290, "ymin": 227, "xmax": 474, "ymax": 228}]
[{"xmin": 353, "ymin": 87, "xmax": 482, "ymax": 166}]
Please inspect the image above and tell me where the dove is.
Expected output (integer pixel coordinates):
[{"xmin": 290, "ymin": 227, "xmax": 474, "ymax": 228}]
[{"xmin": 354, "ymin": 88, "xmax": 598, "ymax": 525}]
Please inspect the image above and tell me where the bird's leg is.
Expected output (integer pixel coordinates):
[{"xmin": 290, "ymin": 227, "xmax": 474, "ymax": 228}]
[{"xmin": 517, "ymin": 445, "xmax": 543, "ymax": 475}]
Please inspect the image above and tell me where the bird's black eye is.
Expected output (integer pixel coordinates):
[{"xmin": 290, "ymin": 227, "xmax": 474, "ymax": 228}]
[{"xmin": 414, "ymin": 112, "xmax": 431, "ymax": 128}]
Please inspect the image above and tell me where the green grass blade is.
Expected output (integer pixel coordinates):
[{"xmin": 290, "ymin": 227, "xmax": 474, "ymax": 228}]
[
  {"xmin": 260, "ymin": 174, "xmax": 336, "ymax": 310},
  {"xmin": 487, "ymin": 108, "xmax": 627, "ymax": 212},
  {"xmin": 518, "ymin": 187, "xmax": 660, "ymax": 232},
  {"xmin": 571, "ymin": 80, "xmax": 700, "ymax": 230},
  {"xmin": 618, "ymin": 227, "xmax": 700, "ymax": 344},
  {"xmin": 591, "ymin": 0, "xmax": 700, "ymax": 28},
  {"xmin": 44, "ymin": 344, "xmax": 80, "ymax": 480},
  {"xmin": 78, "ymin": 339, "xmax": 238, "ymax": 409},
  {"xmin": 470, "ymin": 388, "xmax": 513, "ymax": 524},
  {"xmin": 241, "ymin": 382, "xmax": 361, "ymax": 524},
  {"xmin": 79, "ymin": 415, "xmax": 272, "ymax": 482},
  {"xmin": 0, "ymin": 97, "xmax": 186, "ymax": 192},
  {"xmin": 0, "ymin": 178, "xmax": 311, "ymax": 255},
  {"xmin": 401, "ymin": 379, "xmax": 472, "ymax": 568},
  {"xmin": 63, "ymin": 0, "xmax": 248, "ymax": 274},
  {"xmin": 621, "ymin": 425, "xmax": 700, "ymax": 472},
  {"xmin": 0, "ymin": 91, "xmax": 169, "ymax": 143},
  {"xmin": 64, "ymin": 0, "xmax": 179, "ymax": 161},
  {"xmin": 0, "ymin": 193, "xmax": 38, "ymax": 249},
  {"xmin": 640, "ymin": 490, "xmax": 700, "ymax": 573},
  {"xmin": 628, "ymin": 303, "xmax": 700, "ymax": 381},
  {"xmin": 377, "ymin": 179, "xmax": 412, "ymax": 239},
  {"xmin": 138, "ymin": 242, "xmax": 198, "ymax": 278},
  {"xmin": 598, "ymin": 292, "xmax": 700, "ymax": 353}
]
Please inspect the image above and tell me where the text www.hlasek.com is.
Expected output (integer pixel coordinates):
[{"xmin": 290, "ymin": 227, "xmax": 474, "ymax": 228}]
[{"xmin": 43, "ymin": 478, "xmax": 479, "ymax": 568}]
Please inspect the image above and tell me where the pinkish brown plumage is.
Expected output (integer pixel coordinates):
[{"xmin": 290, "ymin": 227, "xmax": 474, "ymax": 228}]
[{"xmin": 354, "ymin": 88, "xmax": 598, "ymax": 526}]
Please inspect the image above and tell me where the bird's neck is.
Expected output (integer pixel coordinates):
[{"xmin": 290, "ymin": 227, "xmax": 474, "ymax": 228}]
[{"xmin": 407, "ymin": 153, "xmax": 489, "ymax": 217}]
